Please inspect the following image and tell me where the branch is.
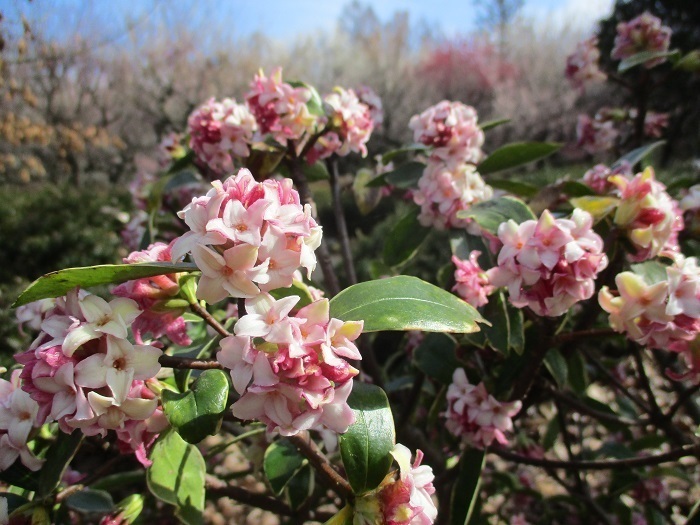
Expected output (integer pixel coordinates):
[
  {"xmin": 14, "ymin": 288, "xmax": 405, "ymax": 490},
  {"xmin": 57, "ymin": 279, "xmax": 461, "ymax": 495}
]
[
  {"xmin": 206, "ymin": 474, "xmax": 294, "ymax": 517},
  {"xmin": 553, "ymin": 328, "xmax": 617, "ymax": 346},
  {"xmin": 189, "ymin": 301, "xmax": 231, "ymax": 338},
  {"xmin": 287, "ymin": 432, "xmax": 354, "ymax": 501},
  {"xmin": 490, "ymin": 443, "xmax": 700, "ymax": 470},
  {"xmin": 159, "ymin": 355, "xmax": 223, "ymax": 370},
  {"xmin": 545, "ymin": 387, "xmax": 647, "ymax": 426},
  {"xmin": 328, "ymin": 159, "xmax": 357, "ymax": 285}
]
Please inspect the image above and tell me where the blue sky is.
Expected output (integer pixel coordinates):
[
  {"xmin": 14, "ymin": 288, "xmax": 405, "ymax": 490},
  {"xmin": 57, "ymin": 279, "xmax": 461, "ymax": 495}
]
[{"xmin": 2, "ymin": 0, "xmax": 614, "ymax": 44}]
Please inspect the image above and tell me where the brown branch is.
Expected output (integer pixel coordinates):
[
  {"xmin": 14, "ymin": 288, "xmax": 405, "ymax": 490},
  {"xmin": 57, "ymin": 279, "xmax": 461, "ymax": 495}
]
[
  {"xmin": 328, "ymin": 159, "xmax": 357, "ymax": 285},
  {"xmin": 545, "ymin": 387, "xmax": 646, "ymax": 426},
  {"xmin": 159, "ymin": 355, "xmax": 223, "ymax": 370},
  {"xmin": 287, "ymin": 432, "xmax": 353, "ymax": 501},
  {"xmin": 205, "ymin": 475, "xmax": 294, "ymax": 517},
  {"xmin": 490, "ymin": 443, "xmax": 700, "ymax": 470},
  {"xmin": 189, "ymin": 301, "xmax": 231, "ymax": 338},
  {"xmin": 553, "ymin": 328, "xmax": 617, "ymax": 346},
  {"xmin": 583, "ymin": 350, "xmax": 649, "ymax": 412}
]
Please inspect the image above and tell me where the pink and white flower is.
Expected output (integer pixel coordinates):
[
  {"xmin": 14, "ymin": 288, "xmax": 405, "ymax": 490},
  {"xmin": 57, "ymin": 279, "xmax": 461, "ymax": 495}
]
[
  {"xmin": 576, "ymin": 113, "xmax": 619, "ymax": 155},
  {"xmin": 409, "ymin": 101, "xmax": 484, "ymax": 168},
  {"xmin": 581, "ymin": 161, "xmax": 632, "ymax": 194},
  {"xmin": 412, "ymin": 161, "xmax": 493, "ymax": 230},
  {"xmin": 355, "ymin": 85, "xmax": 384, "ymax": 128},
  {"xmin": 611, "ymin": 167, "xmax": 683, "ymax": 261},
  {"xmin": 218, "ymin": 296, "xmax": 362, "ymax": 436},
  {"xmin": 444, "ymin": 368, "xmax": 521, "ymax": 448},
  {"xmin": 0, "ymin": 370, "xmax": 43, "ymax": 471},
  {"xmin": 612, "ymin": 12, "xmax": 672, "ymax": 68},
  {"xmin": 188, "ymin": 97, "xmax": 257, "ymax": 175},
  {"xmin": 452, "ymin": 252, "xmax": 494, "ymax": 307},
  {"xmin": 565, "ymin": 37, "xmax": 607, "ymax": 92},
  {"xmin": 322, "ymin": 87, "xmax": 374, "ymax": 157}
]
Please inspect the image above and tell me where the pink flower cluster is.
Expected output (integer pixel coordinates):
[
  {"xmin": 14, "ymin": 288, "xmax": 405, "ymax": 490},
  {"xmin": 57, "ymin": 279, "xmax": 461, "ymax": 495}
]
[
  {"xmin": 376, "ymin": 444, "xmax": 437, "ymax": 525},
  {"xmin": 0, "ymin": 370, "xmax": 43, "ymax": 471},
  {"xmin": 487, "ymin": 209, "xmax": 608, "ymax": 317},
  {"xmin": 245, "ymin": 67, "xmax": 317, "ymax": 147},
  {"xmin": 412, "ymin": 162, "xmax": 493, "ymax": 230},
  {"xmin": 217, "ymin": 294, "xmax": 362, "ymax": 435},
  {"xmin": 444, "ymin": 368, "xmax": 521, "ymax": 448},
  {"xmin": 452, "ymin": 251, "xmax": 494, "ymax": 307},
  {"xmin": 599, "ymin": 255, "xmax": 699, "ymax": 356},
  {"xmin": 172, "ymin": 168, "xmax": 322, "ymax": 304},
  {"xmin": 14, "ymin": 289, "xmax": 164, "ymax": 465},
  {"xmin": 188, "ymin": 97, "xmax": 257, "ymax": 175},
  {"xmin": 612, "ymin": 12, "xmax": 672, "ymax": 68},
  {"xmin": 582, "ymin": 161, "xmax": 632, "ymax": 194},
  {"xmin": 610, "ymin": 167, "xmax": 683, "ymax": 261},
  {"xmin": 576, "ymin": 113, "xmax": 619, "ymax": 155},
  {"xmin": 565, "ymin": 37, "xmax": 607, "ymax": 92},
  {"xmin": 409, "ymin": 100, "xmax": 484, "ymax": 168},
  {"xmin": 112, "ymin": 242, "xmax": 191, "ymax": 347},
  {"xmin": 317, "ymin": 87, "xmax": 374, "ymax": 159},
  {"xmin": 355, "ymin": 85, "xmax": 384, "ymax": 128}
]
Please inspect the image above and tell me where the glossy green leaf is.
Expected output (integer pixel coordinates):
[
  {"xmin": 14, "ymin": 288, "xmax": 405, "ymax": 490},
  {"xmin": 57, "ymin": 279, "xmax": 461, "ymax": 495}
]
[
  {"xmin": 611, "ymin": 141, "xmax": 665, "ymax": 171},
  {"xmin": 329, "ymin": 276, "xmax": 485, "ymax": 333},
  {"xmin": 13, "ymin": 262, "xmax": 198, "ymax": 307},
  {"xmin": 477, "ymin": 142, "xmax": 561, "ymax": 175},
  {"xmin": 383, "ymin": 208, "xmax": 431, "ymax": 267},
  {"xmin": 324, "ymin": 505, "xmax": 354, "ymax": 525},
  {"xmin": 487, "ymin": 179, "xmax": 538, "ymax": 198},
  {"xmin": 303, "ymin": 160, "xmax": 330, "ymax": 182},
  {"xmin": 114, "ymin": 494, "xmax": 145, "ymax": 523},
  {"xmin": 264, "ymin": 439, "xmax": 306, "ymax": 496},
  {"xmin": 544, "ymin": 349, "xmax": 568, "ymax": 387},
  {"xmin": 508, "ymin": 305, "xmax": 524, "ymax": 355},
  {"xmin": 367, "ymin": 161, "xmax": 425, "ymax": 189},
  {"xmin": 285, "ymin": 464, "xmax": 314, "ymax": 511},
  {"xmin": 269, "ymin": 280, "xmax": 315, "ymax": 309},
  {"xmin": 339, "ymin": 382, "xmax": 396, "ymax": 494},
  {"xmin": 618, "ymin": 50, "xmax": 679, "ymax": 72},
  {"xmin": 457, "ymin": 196, "xmax": 536, "ymax": 234},
  {"xmin": 65, "ymin": 489, "xmax": 115, "ymax": 514},
  {"xmin": 570, "ymin": 196, "xmax": 620, "ymax": 222},
  {"xmin": 450, "ymin": 448, "xmax": 486, "ymax": 525},
  {"xmin": 674, "ymin": 50, "xmax": 700, "ymax": 72},
  {"xmin": 289, "ymin": 80, "xmax": 325, "ymax": 117},
  {"xmin": 381, "ymin": 144, "xmax": 428, "ymax": 164},
  {"xmin": 147, "ymin": 430, "xmax": 205, "ymax": 525},
  {"xmin": 480, "ymin": 118, "xmax": 510, "ymax": 132},
  {"xmin": 559, "ymin": 180, "xmax": 596, "ymax": 197},
  {"xmin": 38, "ymin": 430, "xmax": 84, "ymax": 497},
  {"xmin": 413, "ymin": 333, "xmax": 459, "ymax": 384},
  {"xmin": 482, "ymin": 292, "xmax": 511, "ymax": 356},
  {"xmin": 353, "ymin": 167, "xmax": 384, "ymax": 215},
  {"xmin": 162, "ymin": 370, "xmax": 230, "ymax": 444}
]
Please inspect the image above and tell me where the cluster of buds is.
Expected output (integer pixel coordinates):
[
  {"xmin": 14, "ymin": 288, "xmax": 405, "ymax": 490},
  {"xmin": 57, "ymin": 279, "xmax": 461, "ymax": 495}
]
[
  {"xmin": 217, "ymin": 294, "xmax": 362, "ymax": 435},
  {"xmin": 354, "ymin": 444, "xmax": 437, "ymax": 525},
  {"xmin": 187, "ymin": 97, "xmax": 257, "ymax": 175},
  {"xmin": 305, "ymin": 86, "xmax": 376, "ymax": 164},
  {"xmin": 0, "ymin": 369, "xmax": 43, "ymax": 471},
  {"xmin": 245, "ymin": 67, "xmax": 317, "ymax": 147},
  {"xmin": 112, "ymin": 241, "xmax": 191, "ymax": 347},
  {"xmin": 599, "ymin": 255, "xmax": 699, "ymax": 358},
  {"xmin": 487, "ymin": 209, "xmax": 608, "ymax": 317},
  {"xmin": 610, "ymin": 167, "xmax": 683, "ymax": 261},
  {"xmin": 413, "ymin": 162, "xmax": 493, "ymax": 230},
  {"xmin": 581, "ymin": 161, "xmax": 633, "ymax": 194},
  {"xmin": 576, "ymin": 113, "xmax": 619, "ymax": 155},
  {"xmin": 612, "ymin": 12, "xmax": 672, "ymax": 68},
  {"xmin": 13, "ymin": 289, "xmax": 164, "ymax": 466},
  {"xmin": 452, "ymin": 251, "xmax": 494, "ymax": 308},
  {"xmin": 409, "ymin": 100, "xmax": 484, "ymax": 168},
  {"xmin": 171, "ymin": 168, "xmax": 322, "ymax": 304},
  {"xmin": 355, "ymin": 85, "xmax": 384, "ymax": 128},
  {"xmin": 444, "ymin": 368, "xmax": 521, "ymax": 448},
  {"xmin": 565, "ymin": 37, "xmax": 607, "ymax": 92}
]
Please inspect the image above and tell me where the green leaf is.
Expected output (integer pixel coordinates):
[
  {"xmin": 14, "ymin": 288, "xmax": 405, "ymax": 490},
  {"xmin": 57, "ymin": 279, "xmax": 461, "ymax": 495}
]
[
  {"xmin": 542, "ymin": 417, "xmax": 560, "ymax": 450},
  {"xmin": 167, "ymin": 150, "xmax": 195, "ymax": 174},
  {"xmin": 289, "ymin": 81, "xmax": 325, "ymax": 117},
  {"xmin": 631, "ymin": 260, "xmax": 669, "ymax": 285},
  {"xmin": 449, "ymin": 231, "xmax": 492, "ymax": 266},
  {"xmin": 674, "ymin": 49, "xmax": 700, "ymax": 72},
  {"xmin": 0, "ymin": 493, "xmax": 29, "ymax": 516},
  {"xmin": 285, "ymin": 464, "xmax": 314, "ymax": 511},
  {"xmin": 611, "ymin": 141, "xmax": 665, "ymax": 171},
  {"xmin": 482, "ymin": 292, "xmax": 511, "ymax": 356},
  {"xmin": 618, "ymin": 50, "xmax": 679, "ymax": 72},
  {"xmin": 65, "ymin": 489, "xmax": 115, "ymax": 514},
  {"xmin": 413, "ymin": 333, "xmax": 459, "ymax": 384},
  {"xmin": 162, "ymin": 369, "xmax": 230, "ymax": 444},
  {"xmin": 480, "ymin": 118, "xmax": 510, "ymax": 132},
  {"xmin": 567, "ymin": 352, "xmax": 588, "ymax": 395},
  {"xmin": 0, "ymin": 460, "xmax": 39, "ymax": 491},
  {"xmin": 303, "ymin": 160, "xmax": 330, "ymax": 182},
  {"xmin": 339, "ymin": 382, "xmax": 396, "ymax": 494},
  {"xmin": 383, "ymin": 208, "xmax": 431, "ymax": 267},
  {"xmin": 264, "ymin": 439, "xmax": 306, "ymax": 496},
  {"xmin": 457, "ymin": 196, "xmax": 536, "ymax": 235},
  {"xmin": 367, "ymin": 161, "xmax": 425, "ymax": 189},
  {"xmin": 508, "ymin": 305, "xmax": 524, "ymax": 355},
  {"xmin": 13, "ymin": 262, "xmax": 198, "ymax": 307},
  {"xmin": 450, "ymin": 448, "xmax": 486, "ymax": 525},
  {"xmin": 353, "ymin": 167, "xmax": 384, "ymax": 215},
  {"xmin": 329, "ymin": 276, "xmax": 485, "ymax": 333},
  {"xmin": 544, "ymin": 349, "xmax": 568, "ymax": 387},
  {"xmin": 559, "ymin": 180, "xmax": 596, "ymax": 197},
  {"xmin": 269, "ymin": 280, "xmax": 315, "ymax": 309},
  {"xmin": 487, "ymin": 179, "xmax": 538, "ymax": 198},
  {"xmin": 147, "ymin": 429, "xmax": 205, "ymax": 525},
  {"xmin": 381, "ymin": 144, "xmax": 428, "ymax": 164},
  {"xmin": 477, "ymin": 142, "xmax": 561, "ymax": 175},
  {"xmin": 38, "ymin": 430, "xmax": 83, "ymax": 498},
  {"xmin": 324, "ymin": 505, "xmax": 354, "ymax": 525},
  {"xmin": 570, "ymin": 196, "xmax": 620, "ymax": 222}
]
